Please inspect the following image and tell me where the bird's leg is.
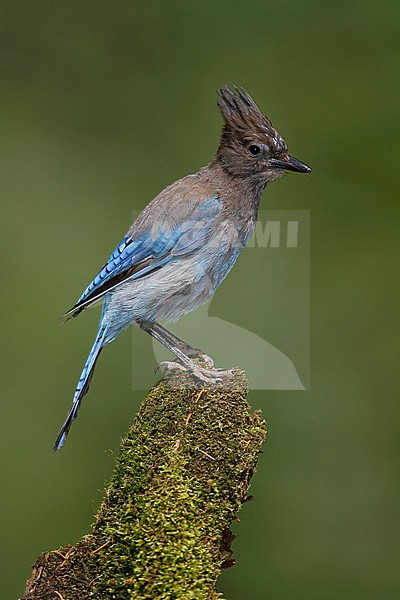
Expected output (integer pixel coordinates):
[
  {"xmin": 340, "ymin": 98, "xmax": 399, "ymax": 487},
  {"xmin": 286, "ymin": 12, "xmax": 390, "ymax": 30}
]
[
  {"xmin": 139, "ymin": 320, "xmax": 236, "ymax": 384},
  {"xmin": 148, "ymin": 321, "xmax": 214, "ymax": 367}
]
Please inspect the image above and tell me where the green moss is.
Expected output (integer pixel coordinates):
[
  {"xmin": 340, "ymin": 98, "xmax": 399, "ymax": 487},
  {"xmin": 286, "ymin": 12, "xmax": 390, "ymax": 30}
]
[
  {"xmin": 92, "ymin": 371, "xmax": 266, "ymax": 599},
  {"xmin": 23, "ymin": 371, "xmax": 266, "ymax": 600}
]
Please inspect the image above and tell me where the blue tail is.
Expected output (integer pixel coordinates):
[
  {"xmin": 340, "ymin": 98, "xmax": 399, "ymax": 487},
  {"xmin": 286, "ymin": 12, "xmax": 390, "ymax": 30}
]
[{"xmin": 53, "ymin": 324, "xmax": 108, "ymax": 451}]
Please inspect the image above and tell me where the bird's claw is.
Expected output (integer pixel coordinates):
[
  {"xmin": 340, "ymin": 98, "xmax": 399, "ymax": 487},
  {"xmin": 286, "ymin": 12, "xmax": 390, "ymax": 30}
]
[
  {"xmin": 155, "ymin": 361, "xmax": 187, "ymax": 375},
  {"xmin": 183, "ymin": 347, "xmax": 214, "ymax": 368},
  {"xmin": 194, "ymin": 366, "xmax": 237, "ymax": 383},
  {"xmin": 195, "ymin": 352, "xmax": 215, "ymax": 368},
  {"xmin": 156, "ymin": 359, "xmax": 237, "ymax": 385}
]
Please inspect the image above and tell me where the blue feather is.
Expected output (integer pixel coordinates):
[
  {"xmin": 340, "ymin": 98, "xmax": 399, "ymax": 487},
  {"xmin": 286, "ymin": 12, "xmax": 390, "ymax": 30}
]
[
  {"xmin": 67, "ymin": 196, "xmax": 222, "ymax": 314},
  {"xmin": 53, "ymin": 323, "xmax": 108, "ymax": 451}
]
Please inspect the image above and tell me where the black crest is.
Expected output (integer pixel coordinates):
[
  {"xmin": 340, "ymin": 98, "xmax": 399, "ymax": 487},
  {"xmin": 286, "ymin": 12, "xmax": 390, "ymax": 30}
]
[{"xmin": 217, "ymin": 85, "xmax": 286, "ymax": 153}]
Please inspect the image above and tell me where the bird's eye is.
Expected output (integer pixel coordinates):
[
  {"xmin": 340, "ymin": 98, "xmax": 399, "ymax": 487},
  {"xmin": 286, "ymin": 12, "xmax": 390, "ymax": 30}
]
[{"xmin": 248, "ymin": 144, "xmax": 260, "ymax": 156}]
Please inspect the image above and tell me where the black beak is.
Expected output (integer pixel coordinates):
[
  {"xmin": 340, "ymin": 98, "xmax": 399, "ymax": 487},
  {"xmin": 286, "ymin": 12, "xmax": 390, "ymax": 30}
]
[{"xmin": 270, "ymin": 154, "xmax": 312, "ymax": 173}]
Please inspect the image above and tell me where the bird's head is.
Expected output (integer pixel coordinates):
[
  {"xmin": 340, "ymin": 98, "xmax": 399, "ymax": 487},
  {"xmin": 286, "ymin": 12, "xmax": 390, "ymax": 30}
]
[{"xmin": 215, "ymin": 85, "xmax": 311, "ymax": 185}]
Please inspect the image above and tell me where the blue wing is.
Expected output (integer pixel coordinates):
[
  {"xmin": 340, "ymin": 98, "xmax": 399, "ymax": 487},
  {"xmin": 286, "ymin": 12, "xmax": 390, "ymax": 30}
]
[{"xmin": 65, "ymin": 196, "xmax": 221, "ymax": 318}]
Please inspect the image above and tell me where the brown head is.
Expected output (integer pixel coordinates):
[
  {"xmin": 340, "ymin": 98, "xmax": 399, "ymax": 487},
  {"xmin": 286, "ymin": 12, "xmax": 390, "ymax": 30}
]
[{"xmin": 214, "ymin": 85, "xmax": 311, "ymax": 185}]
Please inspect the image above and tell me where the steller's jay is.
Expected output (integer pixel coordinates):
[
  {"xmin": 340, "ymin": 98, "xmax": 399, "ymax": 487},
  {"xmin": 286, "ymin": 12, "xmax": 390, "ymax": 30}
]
[{"xmin": 54, "ymin": 86, "xmax": 311, "ymax": 450}]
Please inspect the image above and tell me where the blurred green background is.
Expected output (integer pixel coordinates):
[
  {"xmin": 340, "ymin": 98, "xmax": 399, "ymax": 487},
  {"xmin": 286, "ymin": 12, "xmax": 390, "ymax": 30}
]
[{"xmin": 1, "ymin": 1, "xmax": 398, "ymax": 598}]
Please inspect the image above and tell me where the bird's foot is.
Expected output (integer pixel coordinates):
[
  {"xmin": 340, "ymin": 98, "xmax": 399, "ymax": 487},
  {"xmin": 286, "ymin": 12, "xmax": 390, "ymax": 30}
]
[
  {"xmin": 156, "ymin": 360, "xmax": 237, "ymax": 385},
  {"xmin": 183, "ymin": 348, "xmax": 214, "ymax": 368},
  {"xmin": 155, "ymin": 361, "xmax": 186, "ymax": 375}
]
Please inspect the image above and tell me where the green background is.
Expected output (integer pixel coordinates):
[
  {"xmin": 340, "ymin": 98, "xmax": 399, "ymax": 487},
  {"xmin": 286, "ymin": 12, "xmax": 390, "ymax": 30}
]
[{"xmin": 1, "ymin": 1, "xmax": 398, "ymax": 598}]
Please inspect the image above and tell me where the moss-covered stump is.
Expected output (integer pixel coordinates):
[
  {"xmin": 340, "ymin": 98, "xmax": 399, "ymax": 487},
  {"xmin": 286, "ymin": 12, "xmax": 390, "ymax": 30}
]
[{"xmin": 23, "ymin": 370, "xmax": 266, "ymax": 600}]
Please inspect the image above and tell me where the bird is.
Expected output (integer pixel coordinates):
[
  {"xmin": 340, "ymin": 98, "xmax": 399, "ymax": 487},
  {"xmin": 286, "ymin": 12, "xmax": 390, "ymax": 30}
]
[{"xmin": 54, "ymin": 85, "xmax": 311, "ymax": 451}]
